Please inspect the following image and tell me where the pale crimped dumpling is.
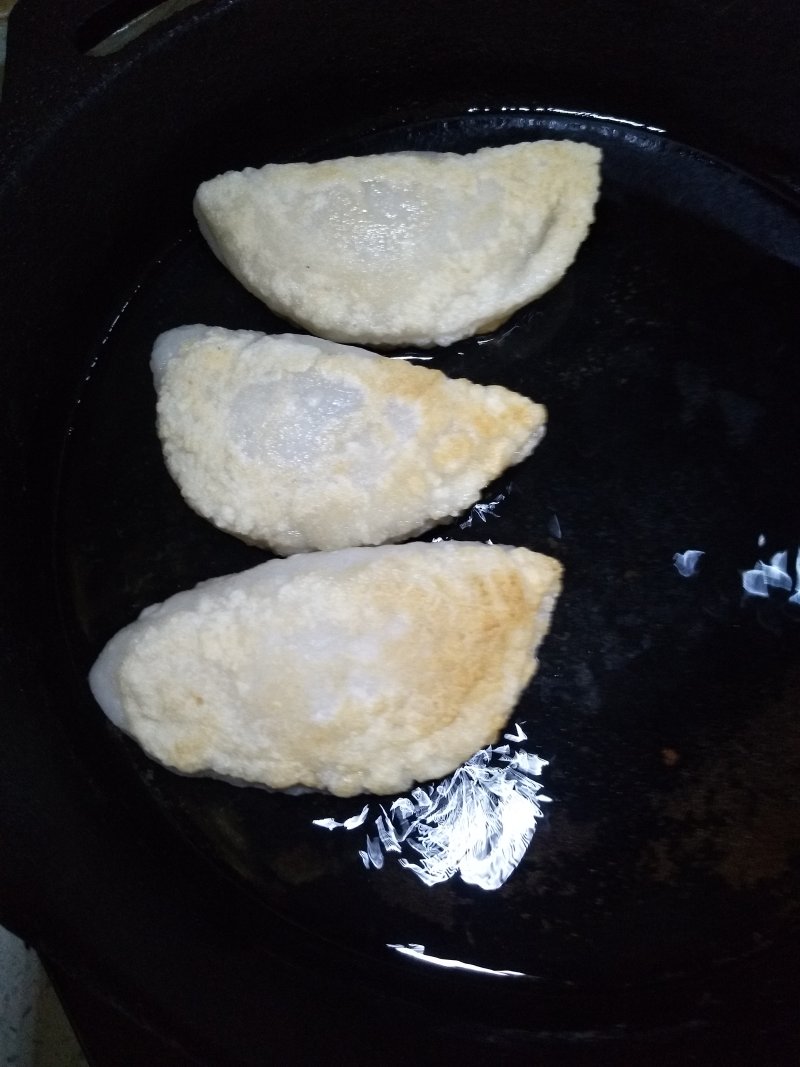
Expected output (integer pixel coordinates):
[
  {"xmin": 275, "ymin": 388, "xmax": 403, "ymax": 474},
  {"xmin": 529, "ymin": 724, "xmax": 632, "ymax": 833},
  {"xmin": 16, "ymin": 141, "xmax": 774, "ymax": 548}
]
[
  {"xmin": 152, "ymin": 325, "xmax": 547, "ymax": 555},
  {"xmin": 89, "ymin": 541, "xmax": 563, "ymax": 797},
  {"xmin": 193, "ymin": 140, "xmax": 602, "ymax": 348}
]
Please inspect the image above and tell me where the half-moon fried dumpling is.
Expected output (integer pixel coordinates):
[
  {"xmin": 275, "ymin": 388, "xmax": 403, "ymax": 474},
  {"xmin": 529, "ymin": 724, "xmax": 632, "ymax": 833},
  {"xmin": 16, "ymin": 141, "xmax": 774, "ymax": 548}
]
[
  {"xmin": 89, "ymin": 541, "xmax": 563, "ymax": 797},
  {"xmin": 152, "ymin": 325, "xmax": 547, "ymax": 555},
  {"xmin": 194, "ymin": 140, "xmax": 602, "ymax": 348}
]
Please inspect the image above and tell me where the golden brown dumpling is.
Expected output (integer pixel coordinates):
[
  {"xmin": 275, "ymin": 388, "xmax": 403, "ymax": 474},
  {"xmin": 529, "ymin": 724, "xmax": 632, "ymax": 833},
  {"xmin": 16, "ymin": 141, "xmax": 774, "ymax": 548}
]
[{"xmin": 89, "ymin": 541, "xmax": 563, "ymax": 797}]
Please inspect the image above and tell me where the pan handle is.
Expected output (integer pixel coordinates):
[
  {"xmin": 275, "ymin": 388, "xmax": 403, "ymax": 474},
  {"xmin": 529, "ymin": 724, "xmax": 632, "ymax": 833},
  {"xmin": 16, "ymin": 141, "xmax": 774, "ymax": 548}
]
[{"xmin": 2, "ymin": 0, "xmax": 219, "ymax": 119}]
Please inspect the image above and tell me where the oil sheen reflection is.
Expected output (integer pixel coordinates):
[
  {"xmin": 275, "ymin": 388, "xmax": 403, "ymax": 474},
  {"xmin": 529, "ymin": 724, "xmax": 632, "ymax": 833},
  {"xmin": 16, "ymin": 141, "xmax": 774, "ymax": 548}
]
[
  {"xmin": 387, "ymin": 943, "xmax": 530, "ymax": 978},
  {"xmin": 313, "ymin": 722, "xmax": 551, "ymax": 891}
]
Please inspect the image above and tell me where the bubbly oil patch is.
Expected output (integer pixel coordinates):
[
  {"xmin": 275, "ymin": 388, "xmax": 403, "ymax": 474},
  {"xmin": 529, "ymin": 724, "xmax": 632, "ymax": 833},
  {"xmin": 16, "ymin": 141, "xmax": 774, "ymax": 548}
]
[
  {"xmin": 673, "ymin": 549, "xmax": 705, "ymax": 577},
  {"xmin": 742, "ymin": 548, "xmax": 800, "ymax": 601},
  {"xmin": 672, "ymin": 539, "xmax": 800, "ymax": 604},
  {"xmin": 314, "ymin": 724, "xmax": 551, "ymax": 891}
]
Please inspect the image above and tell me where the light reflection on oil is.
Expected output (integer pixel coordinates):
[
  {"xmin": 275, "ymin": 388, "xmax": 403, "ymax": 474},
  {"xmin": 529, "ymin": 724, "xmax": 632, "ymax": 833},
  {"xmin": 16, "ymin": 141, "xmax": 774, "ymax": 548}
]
[
  {"xmin": 673, "ymin": 548, "xmax": 704, "ymax": 577},
  {"xmin": 742, "ymin": 548, "xmax": 799, "ymax": 601},
  {"xmin": 466, "ymin": 105, "xmax": 666, "ymax": 135},
  {"xmin": 313, "ymin": 726, "xmax": 551, "ymax": 891},
  {"xmin": 387, "ymin": 942, "xmax": 530, "ymax": 978}
]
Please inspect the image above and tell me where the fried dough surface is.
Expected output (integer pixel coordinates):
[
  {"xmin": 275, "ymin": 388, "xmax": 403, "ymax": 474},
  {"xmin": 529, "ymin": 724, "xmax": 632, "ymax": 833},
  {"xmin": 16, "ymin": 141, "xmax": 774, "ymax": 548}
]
[
  {"xmin": 89, "ymin": 542, "xmax": 563, "ymax": 797},
  {"xmin": 194, "ymin": 140, "xmax": 602, "ymax": 348},
  {"xmin": 152, "ymin": 326, "xmax": 546, "ymax": 554}
]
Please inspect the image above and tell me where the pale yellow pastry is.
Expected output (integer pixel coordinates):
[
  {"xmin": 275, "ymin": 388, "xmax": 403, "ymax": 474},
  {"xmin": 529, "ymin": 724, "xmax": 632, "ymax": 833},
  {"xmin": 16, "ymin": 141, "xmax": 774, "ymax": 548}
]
[
  {"xmin": 194, "ymin": 140, "xmax": 602, "ymax": 348},
  {"xmin": 89, "ymin": 541, "xmax": 563, "ymax": 797},
  {"xmin": 152, "ymin": 325, "xmax": 547, "ymax": 555}
]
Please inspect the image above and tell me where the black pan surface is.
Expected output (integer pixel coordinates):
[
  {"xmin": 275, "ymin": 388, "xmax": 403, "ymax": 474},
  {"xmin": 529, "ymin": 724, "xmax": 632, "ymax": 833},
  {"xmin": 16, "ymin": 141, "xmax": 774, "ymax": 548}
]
[{"xmin": 50, "ymin": 108, "xmax": 800, "ymax": 1056}]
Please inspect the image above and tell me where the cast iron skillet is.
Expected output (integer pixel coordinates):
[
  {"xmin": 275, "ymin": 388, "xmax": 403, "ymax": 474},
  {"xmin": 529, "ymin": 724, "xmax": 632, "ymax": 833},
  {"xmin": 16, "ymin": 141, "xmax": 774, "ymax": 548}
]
[{"xmin": 2, "ymin": 0, "xmax": 800, "ymax": 1063}]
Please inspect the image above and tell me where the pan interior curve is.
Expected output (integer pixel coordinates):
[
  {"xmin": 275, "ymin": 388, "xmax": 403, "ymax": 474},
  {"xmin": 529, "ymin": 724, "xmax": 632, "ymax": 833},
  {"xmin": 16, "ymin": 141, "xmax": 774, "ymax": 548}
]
[{"xmin": 54, "ymin": 110, "xmax": 800, "ymax": 1009}]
